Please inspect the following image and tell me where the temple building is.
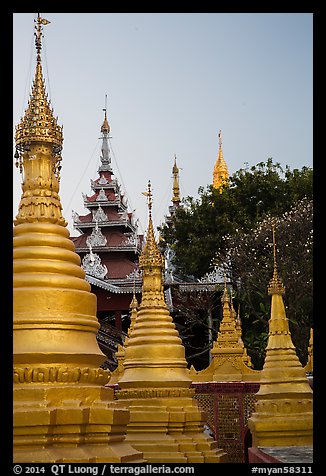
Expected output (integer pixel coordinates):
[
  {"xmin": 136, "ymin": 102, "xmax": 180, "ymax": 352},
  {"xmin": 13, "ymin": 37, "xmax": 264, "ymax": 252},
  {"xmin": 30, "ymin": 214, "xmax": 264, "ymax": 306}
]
[
  {"xmin": 70, "ymin": 109, "xmax": 143, "ymax": 369},
  {"xmin": 212, "ymin": 129, "xmax": 229, "ymax": 191}
]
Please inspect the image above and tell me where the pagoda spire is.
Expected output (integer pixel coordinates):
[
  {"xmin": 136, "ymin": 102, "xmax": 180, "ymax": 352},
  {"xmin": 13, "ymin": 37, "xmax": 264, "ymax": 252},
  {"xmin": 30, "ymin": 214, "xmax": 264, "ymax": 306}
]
[
  {"xmin": 14, "ymin": 14, "xmax": 65, "ymax": 225},
  {"xmin": 115, "ymin": 181, "xmax": 227, "ymax": 462},
  {"xmin": 172, "ymin": 154, "xmax": 181, "ymax": 205},
  {"xmin": 13, "ymin": 15, "xmax": 142, "ymax": 463},
  {"xmin": 247, "ymin": 226, "xmax": 313, "ymax": 447},
  {"xmin": 98, "ymin": 94, "xmax": 112, "ymax": 172},
  {"xmin": 212, "ymin": 129, "xmax": 229, "ymax": 191}
]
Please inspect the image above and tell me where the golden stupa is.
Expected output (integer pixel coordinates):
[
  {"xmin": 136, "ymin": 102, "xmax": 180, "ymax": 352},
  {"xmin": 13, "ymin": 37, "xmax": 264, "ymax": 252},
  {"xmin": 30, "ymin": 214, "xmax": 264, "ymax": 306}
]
[
  {"xmin": 13, "ymin": 15, "xmax": 143, "ymax": 463},
  {"xmin": 114, "ymin": 181, "xmax": 228, "ymax": 462},
  {"xmin": 247, "ymin": 227, "xmax": 313, "ymax": 447},
  {"xmin": 212, "ymin": 130, "xmax": 229, "ymax": 191}
]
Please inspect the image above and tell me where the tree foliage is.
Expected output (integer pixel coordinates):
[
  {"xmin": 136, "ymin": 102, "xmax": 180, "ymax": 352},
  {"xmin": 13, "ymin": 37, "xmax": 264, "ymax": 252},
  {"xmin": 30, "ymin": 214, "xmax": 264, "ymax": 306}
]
[
  {"xmin": 159, "ymin": 159, "xmax": 313, "ymax": 369},
  {"xmin": 214, "ymin": 197, "xmax": 313, "ymax": 368},
  {"xmin": 159, "ymin": 159, "xmax": 312, "ymax": 279}
]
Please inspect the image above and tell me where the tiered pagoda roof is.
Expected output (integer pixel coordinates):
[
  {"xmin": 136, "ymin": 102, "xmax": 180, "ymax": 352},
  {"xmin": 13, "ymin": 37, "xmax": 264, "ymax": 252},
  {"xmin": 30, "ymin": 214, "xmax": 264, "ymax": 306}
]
[
  {"xmin": 70, "ymin": 106, "xmax": 144, "ymax": 369},
  {"xmin": 71, "ymin": 108, "xmax": 143, "ymax": 293}
]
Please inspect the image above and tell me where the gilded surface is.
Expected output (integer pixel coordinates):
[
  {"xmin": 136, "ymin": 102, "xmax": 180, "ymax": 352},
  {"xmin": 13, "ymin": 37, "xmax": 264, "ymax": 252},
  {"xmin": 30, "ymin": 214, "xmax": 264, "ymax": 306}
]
[
  {"xmin": 114, "ymin": 183, "xmax": 227, "ymax": 462},
  {"xmin": 212, "ymin": 130, "xmax": 229, "ymax": 190},
  {"xmin": 189, "ymin": 283, "xmax": 260, "ymax": 382},
  {"xmin": 13, "ymin": 15, "xmax": 143, "ymax": 463},
  {"xmin": 247, "ymin": 231, "xmax": 313, "ymax": 447}
]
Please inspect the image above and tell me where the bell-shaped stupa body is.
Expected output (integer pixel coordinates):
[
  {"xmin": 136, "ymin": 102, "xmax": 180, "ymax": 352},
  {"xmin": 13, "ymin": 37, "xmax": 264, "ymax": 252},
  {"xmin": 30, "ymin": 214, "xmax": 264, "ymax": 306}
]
[
  {"xmin": 13, "ymin": 15, "xmax": 143, "ymax": 463},
  {"xmin": 115, "ymin": 181, "xmax": 227, "ymax": 463},
  {"xmin": 247, "ymin": 228, "xmax": 313, "ymax": 447}
]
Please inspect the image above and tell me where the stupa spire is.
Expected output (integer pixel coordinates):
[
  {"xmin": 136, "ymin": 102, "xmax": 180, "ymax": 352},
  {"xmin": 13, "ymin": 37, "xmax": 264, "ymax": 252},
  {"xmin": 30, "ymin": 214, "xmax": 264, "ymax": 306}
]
[
  {"xmin": 14, "ymin": 14, "xmax": 65, "ymax": 225},
  {"xmin": 212, "ymin": 129, "xmax": 229, "ymax": 191},
  {"xmin": 247, "ymin": 226, "xmax": 313, "ymax": 447},
  {"xmin": 98, "ymin": 95, "xmax": 112, "ymax": 172},
  {"xmin": 172, "ymin": 154, "xmax": 181, "ymax": 204}
]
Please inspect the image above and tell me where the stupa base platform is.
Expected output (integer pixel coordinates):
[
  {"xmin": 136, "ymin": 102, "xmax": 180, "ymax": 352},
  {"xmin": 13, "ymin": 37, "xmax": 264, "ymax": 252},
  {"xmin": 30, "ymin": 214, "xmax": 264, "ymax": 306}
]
[
  {"xmin": 13, "ymin": 384, "xmax": 144, "ymax": 463},
  {"xmin": 248, "ymin": 412, "xmax": 313, "ymax": 447},
  {"xmin": 115, "ymin": 392, "xmax": 228, "ymax": 463},
  {"xmin": 123, "ymin": 432, "xmax": 227, "ymax": 463}
]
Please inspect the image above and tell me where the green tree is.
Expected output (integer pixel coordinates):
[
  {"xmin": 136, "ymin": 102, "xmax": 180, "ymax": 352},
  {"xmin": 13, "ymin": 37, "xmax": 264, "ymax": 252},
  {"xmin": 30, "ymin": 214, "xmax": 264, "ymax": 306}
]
[
  {"xmin": 159, "ymin": 159, "xmax": 313, "ymax": 369},
  {"xmin": 214, "ymin": 197, "xmax": 313, "ymax": 368},
  {"xmin": 159, "ymin": 159, "xmax": 313, "ymax": 280}
]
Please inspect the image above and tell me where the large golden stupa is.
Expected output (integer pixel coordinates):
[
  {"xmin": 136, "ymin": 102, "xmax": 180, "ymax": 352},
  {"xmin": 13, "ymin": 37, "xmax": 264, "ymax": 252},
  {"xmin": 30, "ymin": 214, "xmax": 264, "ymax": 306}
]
[{"xmin": 13, "ymin": 15, "xmax": 143, "ymax": 463}]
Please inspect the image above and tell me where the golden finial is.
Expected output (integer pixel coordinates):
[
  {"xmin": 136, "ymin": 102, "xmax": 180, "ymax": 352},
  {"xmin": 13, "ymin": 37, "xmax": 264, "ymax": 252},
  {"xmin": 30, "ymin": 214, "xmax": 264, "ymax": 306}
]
[
  {"xmin": 35, "ymin": 14, "xmax": 50, "ymax": 63},
  {"xmin": 101, "ymin": 94, "xmax": 110, "ymax": 134},
  {"xmin": 130, "ymin": 277, "xmax": 139, "ymax": 310},
  {"xmin": 172, "ymin": 154, "xmax": 181, "ymax": 204},
  {"xmin": 139, "ymin": 181, "xmax": 164, "ymax": 270},
  {"xmin": 15, "ymin": 14, "xmax": 63, "ymax": 177},
  {"xmin": 268, "ymin": 225, "xmax": 285, "ymax": 295},
  {"xmin": 221, "ymin": 272, "xmax": 230, "ymax": 303},
  {"xmin": 218, "ymin": 129, "xmax": 222, "ymax": 148}
]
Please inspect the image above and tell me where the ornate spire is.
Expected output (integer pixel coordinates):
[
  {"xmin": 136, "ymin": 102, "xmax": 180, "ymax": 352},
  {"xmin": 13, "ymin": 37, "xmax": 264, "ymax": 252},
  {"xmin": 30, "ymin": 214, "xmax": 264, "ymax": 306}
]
[
  {"xmin": 212, "ymin": 129, "xmax": 229, "ymax": 191},
  {"xmin": 14, "ymin": 14, "xmax": 65, "ymax": 226},
  {"xmin": 101, "ymin": 95, "xmax": 110, "ymax": 134},
  {"xmin": 139, "ymin": 181, "xmax": 165, "ymax": 270},
  {"xmin": 172, "ymin": 154, "xmax": 181, "ymax": 204},
  {"xmin": 15, "ymin": 15, "xmax": 63, "ymax": 168},
  {"xmin": 98, "ymin": 95, "xmax": 112, "ymax": 172},
  {"xmin": 268, "ymin": 225, "xmax": 285, "ymax": 295}
]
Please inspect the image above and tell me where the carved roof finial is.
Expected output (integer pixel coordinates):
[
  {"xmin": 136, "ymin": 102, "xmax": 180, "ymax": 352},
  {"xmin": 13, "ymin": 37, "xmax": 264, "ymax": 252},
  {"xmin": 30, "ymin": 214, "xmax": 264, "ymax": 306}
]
[{"xmin": 101, "ymin": 94, "xmax": 110, "ymax": 134}]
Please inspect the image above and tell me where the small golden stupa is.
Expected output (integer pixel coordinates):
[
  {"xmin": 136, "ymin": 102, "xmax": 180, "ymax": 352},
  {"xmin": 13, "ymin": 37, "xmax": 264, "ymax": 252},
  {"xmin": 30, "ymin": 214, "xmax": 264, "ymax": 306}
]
[
  {"xmin": 212, "ymin": 130, "xmax": 229, "ymax": 191},
  {"xmin": 13, "ymin": 15, "xmax": 143, "ymax": 463},
  {"xmin": 189, "ymin": 279, "xmax": 260, "ymax": 382},
  {"xmin": 247, "ymin": 227, "xmax": 313, "ymax": 447},
  {"xmin": 115, "ymin": 181, "xmax": 228, "ymax": 462}
]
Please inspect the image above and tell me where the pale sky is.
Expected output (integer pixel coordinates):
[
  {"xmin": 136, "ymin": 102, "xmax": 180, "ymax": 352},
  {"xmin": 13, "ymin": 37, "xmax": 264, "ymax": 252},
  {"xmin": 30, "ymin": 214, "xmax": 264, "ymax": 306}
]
[{"xmin": 13, "ymin": 13, "xmax": 313, "ymax": 236}]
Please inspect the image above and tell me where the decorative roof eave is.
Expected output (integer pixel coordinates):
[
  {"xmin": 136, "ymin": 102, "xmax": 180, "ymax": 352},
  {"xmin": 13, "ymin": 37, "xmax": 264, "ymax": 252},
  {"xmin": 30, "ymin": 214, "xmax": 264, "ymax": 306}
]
[
  {"xmin": 73, "ymin": 221, "xmax": 137, "ymax": 232},
  {"xmin": 178, "ymin": 283, "xmax": 219, "ymax": 293},
  {"xmin": 75, "ymin": 245, "xmax": 142, "ymax": 254},
  {"xmin": 83, "ymin": 198, "xmax": 125, "ymax": 208},
  {"xmin": 91, "ymin": 177, "xmax": 118, "ymax": 190},
  {"xmin": 85, "ymin": 274, "xmax": 142, "ymax": 294}
]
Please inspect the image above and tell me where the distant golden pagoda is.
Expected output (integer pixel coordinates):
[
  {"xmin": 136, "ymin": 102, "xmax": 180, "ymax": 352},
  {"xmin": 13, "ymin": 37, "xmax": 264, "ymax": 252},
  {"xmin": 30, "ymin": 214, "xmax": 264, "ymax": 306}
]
[
  {"xmin": 212, "ymin": 130, "xmax": 229, "ymax": 191},
  {"xmin": 115, "ymin": 181, "xmax": 227, "ymax": 462},
  {"xmin": 13, "ymin": 15, "xmax": 143, "ymax": 463},
  {"xmin": 247, "ymin": 227, "xmax": 313, "ymax": 447}
]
